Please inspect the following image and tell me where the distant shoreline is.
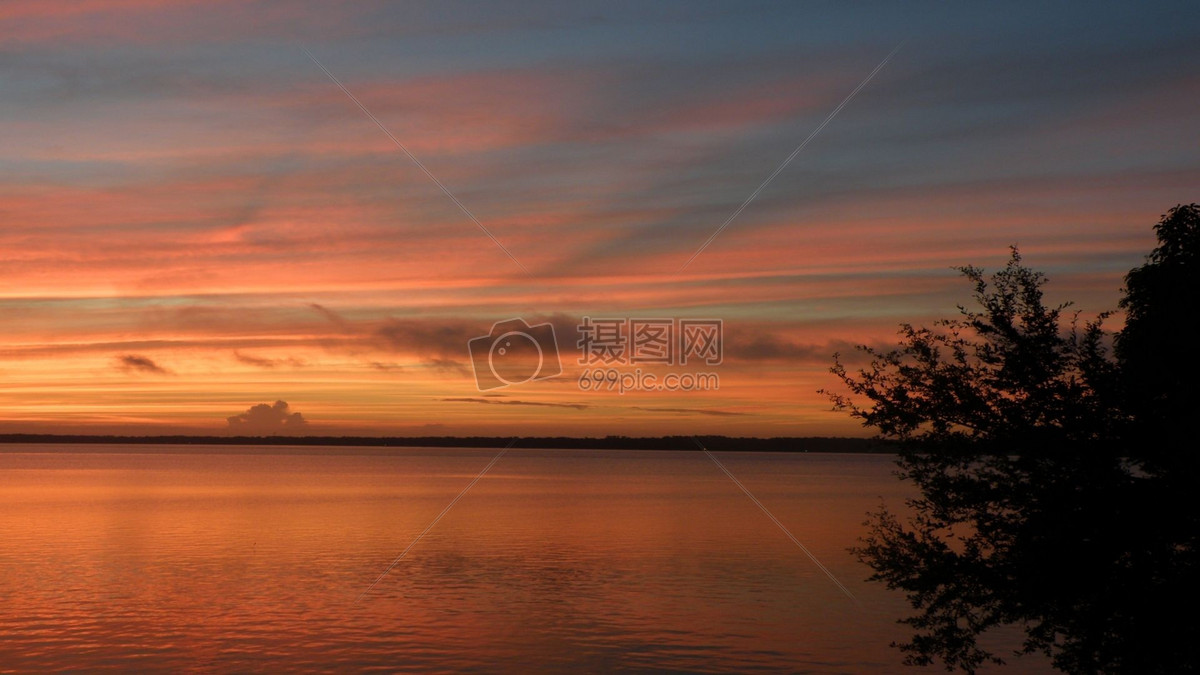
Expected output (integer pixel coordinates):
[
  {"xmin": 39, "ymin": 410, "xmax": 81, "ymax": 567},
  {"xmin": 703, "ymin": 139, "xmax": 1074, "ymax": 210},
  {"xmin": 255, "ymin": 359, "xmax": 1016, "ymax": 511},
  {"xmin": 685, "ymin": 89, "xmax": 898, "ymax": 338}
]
[{"xmin": 0, "ymin": 434, "xmax": 887, "ymax": 454}]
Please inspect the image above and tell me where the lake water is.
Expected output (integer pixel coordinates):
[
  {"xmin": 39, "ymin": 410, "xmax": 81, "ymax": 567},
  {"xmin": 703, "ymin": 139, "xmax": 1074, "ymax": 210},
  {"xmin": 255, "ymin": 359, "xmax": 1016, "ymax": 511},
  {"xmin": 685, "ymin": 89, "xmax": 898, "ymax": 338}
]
[{"xmin": 0, "ymin": 446, "xmax": 1048, "ymax": 673}]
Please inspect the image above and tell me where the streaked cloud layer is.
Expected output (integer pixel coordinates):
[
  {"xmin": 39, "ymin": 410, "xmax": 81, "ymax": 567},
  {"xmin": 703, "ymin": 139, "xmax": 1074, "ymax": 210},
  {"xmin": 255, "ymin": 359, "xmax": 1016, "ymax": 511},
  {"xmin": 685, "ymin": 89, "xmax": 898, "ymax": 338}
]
[{"xmin": 1, "ymin": 1, "xmax": 1196, "ymax": 435}]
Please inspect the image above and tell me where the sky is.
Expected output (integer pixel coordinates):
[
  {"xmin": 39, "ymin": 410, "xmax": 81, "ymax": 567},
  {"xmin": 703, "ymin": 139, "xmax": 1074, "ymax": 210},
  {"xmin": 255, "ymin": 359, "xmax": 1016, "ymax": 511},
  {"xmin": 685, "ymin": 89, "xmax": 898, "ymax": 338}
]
[{"xmin": 0, "ymin": 1, "xmax": 1197, "ymax": 437}]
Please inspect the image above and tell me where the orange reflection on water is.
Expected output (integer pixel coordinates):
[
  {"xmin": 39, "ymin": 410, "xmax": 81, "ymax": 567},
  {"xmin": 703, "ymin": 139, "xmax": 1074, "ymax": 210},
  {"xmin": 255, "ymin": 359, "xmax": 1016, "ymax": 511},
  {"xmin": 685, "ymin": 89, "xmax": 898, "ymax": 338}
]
[{"xmin": 0, "ymin": 446, "xmax": 1043, "ymax": 672}]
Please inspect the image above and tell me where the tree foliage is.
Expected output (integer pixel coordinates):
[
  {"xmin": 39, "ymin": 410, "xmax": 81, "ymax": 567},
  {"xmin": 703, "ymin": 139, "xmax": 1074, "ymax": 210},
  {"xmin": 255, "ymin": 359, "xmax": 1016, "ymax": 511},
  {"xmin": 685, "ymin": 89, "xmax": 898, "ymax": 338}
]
[
  {"xmin": 1116, "ymin": 203, "xmax": 1200, "ymax": 470},
  {"xmin": 827, "ymin": 205, "xmax": 1200, "ymax": 673}
]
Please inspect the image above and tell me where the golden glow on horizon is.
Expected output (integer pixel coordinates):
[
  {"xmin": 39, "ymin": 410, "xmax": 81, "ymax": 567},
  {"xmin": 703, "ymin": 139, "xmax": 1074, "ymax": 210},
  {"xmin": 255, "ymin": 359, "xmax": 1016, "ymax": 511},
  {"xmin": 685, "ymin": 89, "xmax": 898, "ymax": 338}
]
[{"xmin": 0, "ymin": 2, "xmax": 1189, "ymax": 436}]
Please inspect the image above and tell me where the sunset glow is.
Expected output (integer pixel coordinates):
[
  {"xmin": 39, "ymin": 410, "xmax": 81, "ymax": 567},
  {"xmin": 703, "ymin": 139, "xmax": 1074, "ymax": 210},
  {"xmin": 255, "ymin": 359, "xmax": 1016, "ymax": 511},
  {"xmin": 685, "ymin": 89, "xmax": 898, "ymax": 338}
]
[{"xmin": 2, "ymin": 2, "xmax": 1195, "ymax": 436}]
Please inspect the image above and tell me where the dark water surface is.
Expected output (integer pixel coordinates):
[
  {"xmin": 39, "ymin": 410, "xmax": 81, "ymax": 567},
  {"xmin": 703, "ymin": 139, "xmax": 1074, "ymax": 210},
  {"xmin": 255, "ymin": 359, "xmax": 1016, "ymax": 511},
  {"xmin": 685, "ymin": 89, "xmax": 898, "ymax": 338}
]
[{"xmin": 0, "ymin": 446, "xmax": 1048, "ymax": 673}]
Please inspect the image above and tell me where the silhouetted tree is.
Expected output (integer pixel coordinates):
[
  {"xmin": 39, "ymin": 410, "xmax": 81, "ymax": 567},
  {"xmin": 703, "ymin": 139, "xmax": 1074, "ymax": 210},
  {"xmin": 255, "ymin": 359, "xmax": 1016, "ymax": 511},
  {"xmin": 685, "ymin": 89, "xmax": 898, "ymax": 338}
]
[
  {"xmin": 826, "ymin": 205, "xmax": 1200, "ymax": 674},
  {"xmin": 1116, "ymin": 203, "xmax": 1200, "ymax": 472}
]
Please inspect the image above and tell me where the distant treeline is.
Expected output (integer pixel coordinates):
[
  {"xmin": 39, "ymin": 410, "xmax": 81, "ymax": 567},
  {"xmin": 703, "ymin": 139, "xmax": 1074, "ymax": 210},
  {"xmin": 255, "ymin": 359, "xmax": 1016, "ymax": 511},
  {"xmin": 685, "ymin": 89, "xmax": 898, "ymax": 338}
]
[{"xmin": 0, "ymin": 434, "xmax": 888, "ymax": 453}]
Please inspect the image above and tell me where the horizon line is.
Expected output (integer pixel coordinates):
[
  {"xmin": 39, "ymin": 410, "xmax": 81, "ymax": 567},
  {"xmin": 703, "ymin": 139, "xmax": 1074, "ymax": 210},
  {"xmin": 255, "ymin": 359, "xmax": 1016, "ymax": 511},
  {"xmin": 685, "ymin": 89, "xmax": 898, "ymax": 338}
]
[{"xmin": 0, "ymin": 433, "xmax": 886, "ymax": 452}]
